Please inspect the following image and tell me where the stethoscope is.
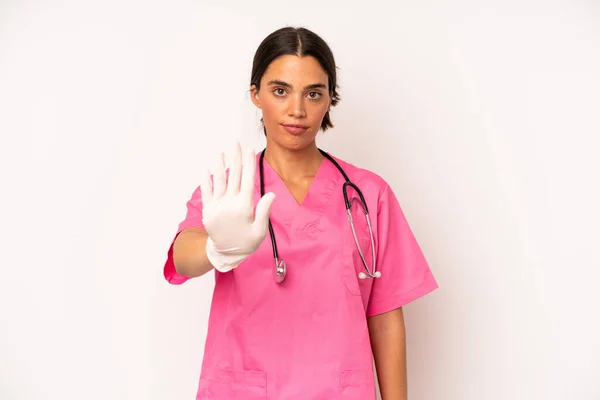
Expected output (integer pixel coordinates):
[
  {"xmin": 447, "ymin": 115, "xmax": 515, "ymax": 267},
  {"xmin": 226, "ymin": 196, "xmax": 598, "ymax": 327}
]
[{"xmin": 259, "ymin": 148, "xmax": 380, "ymax": 284}]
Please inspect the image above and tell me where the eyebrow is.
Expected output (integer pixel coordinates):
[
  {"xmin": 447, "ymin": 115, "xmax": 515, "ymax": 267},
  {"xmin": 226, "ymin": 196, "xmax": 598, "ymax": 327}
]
[{"xmin": 266, "ymin": 80, "xmax": 328, "ymax": 90}]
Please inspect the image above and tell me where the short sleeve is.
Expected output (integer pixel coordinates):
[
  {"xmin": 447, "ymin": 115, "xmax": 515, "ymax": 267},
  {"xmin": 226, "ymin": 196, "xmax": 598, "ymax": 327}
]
[
  {"xmin": 366, "ymin": 183, "xmax": 438, "ymax": 317},
  {"xmin": 163, "ymin": 185, "xmax": 205, "ymax": 285}
]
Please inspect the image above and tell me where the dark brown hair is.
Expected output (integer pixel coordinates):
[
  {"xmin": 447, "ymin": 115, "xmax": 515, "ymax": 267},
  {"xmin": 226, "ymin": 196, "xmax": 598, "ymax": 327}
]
[{"xmin": 250, "ymin": 26, "xmax": 340, "ymax": 132}]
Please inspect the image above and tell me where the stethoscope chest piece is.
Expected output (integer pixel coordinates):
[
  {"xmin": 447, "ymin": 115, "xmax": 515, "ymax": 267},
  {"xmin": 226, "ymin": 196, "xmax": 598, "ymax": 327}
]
[{"xmin": 274, "ymin": 258, "xmax": 286, "ymax": 283}]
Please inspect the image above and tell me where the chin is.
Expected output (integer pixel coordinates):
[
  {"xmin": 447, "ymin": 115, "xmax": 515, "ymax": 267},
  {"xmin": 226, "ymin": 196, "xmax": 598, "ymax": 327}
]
[
  {"xmin": 285, "ymin": 132, "xmax": 319, "ymax": 147},
  {"xmin": 278, "ymin": 137, "xmax": 316, "ymax": 153}
]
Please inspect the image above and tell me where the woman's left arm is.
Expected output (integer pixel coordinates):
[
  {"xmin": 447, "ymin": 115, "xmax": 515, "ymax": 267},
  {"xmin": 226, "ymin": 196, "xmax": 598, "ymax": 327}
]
[{"xmin": 368, "ymin": 307, "xmax": 407, "ymax": 400}]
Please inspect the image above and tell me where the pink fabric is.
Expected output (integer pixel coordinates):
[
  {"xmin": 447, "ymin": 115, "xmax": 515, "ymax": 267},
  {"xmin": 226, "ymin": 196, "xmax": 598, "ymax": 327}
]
[{"xmin": 163, "ymin": 153, "xmax": 438, "ymax": 399}]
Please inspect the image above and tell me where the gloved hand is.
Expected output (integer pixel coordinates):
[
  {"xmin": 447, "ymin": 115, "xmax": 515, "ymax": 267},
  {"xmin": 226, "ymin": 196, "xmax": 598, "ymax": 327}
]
[{"xmin": 201, "ymin": 142, "xmax": 276, "ymax": 273}]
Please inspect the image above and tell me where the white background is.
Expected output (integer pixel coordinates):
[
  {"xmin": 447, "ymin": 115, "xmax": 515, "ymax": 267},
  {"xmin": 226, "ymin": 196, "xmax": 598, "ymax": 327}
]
[{"xmin": 1, "ymin": 1, "xmax": 599, "ymax": 399}]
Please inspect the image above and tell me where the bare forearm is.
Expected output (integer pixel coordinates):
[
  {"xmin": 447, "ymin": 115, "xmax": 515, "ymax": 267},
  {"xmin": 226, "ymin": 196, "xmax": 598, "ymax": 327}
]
[
  {"xmin": 173, "ymin": 227, "xmax": 214, "ymax": 278},
  {"xmin": 368, "ymin": 308, "xmax": 407, "ymax": 400}
]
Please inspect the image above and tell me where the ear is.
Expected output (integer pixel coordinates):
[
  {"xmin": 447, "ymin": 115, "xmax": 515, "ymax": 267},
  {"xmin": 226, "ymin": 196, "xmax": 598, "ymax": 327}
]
[{"xmin": 250, "ymin": 84, "xmax": 262, "ymax": 109}]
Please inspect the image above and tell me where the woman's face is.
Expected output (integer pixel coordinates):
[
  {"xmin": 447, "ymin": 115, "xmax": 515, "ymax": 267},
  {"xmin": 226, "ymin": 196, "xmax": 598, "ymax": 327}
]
[{"xmin": 251, "ymin": 55, "xmax": 332, "ymax": 151}]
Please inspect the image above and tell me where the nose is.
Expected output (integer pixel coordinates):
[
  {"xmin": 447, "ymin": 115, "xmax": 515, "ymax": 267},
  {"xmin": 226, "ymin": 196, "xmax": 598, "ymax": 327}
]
[{"xmin": 287, "ymin": 94, "xmax": 306, "ymax": 118}]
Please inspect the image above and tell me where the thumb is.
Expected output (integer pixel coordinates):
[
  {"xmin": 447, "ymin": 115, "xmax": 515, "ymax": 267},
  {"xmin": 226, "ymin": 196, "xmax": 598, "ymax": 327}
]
[{"xmin": 252, "ymin": 192, "xmax": 276, "ymax": 238}]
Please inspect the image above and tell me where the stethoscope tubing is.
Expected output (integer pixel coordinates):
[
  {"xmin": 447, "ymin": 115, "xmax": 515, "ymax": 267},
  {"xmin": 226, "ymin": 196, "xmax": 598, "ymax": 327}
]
[{"xmin": 259, "ymin": 148, "xmax": 379, "ymax": 283}]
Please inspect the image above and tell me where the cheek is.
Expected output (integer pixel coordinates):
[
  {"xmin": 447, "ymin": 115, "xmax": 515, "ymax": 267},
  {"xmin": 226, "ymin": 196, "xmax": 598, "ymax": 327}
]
[
  {"xmin": 310, "ymin": 102, "xmax": 330, "ymax": 119},
  {"xmin": 260, "ymin": 98, "xmax": 282, "ymax": 121}
]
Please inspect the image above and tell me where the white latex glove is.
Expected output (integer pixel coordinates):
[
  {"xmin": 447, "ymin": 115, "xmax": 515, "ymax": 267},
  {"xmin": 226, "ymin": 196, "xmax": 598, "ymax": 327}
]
[{"xmin": 201, "ymin": 142, "xmax": 276, "ymax": 272}]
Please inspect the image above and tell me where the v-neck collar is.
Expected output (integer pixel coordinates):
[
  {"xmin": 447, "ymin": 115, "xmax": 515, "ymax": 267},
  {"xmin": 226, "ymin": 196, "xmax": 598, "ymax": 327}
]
[
  {"xmin": 255, "ymin": 151, "xmax": 338, "ymax": 208},
  {"xmin": 255, "ymin": 150, "xmax": 341, "ymax": 239}
]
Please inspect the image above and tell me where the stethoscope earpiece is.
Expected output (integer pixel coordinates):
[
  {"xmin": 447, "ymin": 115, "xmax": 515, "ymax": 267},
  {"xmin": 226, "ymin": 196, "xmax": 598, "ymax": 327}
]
[{"xmin": 359, "ymin": 271, "xmax": 381, "ymax": 280}]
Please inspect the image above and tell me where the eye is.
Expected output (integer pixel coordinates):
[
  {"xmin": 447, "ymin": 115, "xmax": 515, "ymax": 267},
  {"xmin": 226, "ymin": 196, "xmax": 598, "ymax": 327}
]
[
  {"xmin": 307, "ymin": 91, "xmax": 322, "ymax": 100},
  {"xmin": 273, "ymin": 88, "xmax": 286, "ymax": 97}
]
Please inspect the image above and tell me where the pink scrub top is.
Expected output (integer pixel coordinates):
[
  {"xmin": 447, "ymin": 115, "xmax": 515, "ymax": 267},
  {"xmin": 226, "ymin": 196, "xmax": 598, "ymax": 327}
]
[{"xmin": 164, "ymin": 153, "xmax": 438, "ymax": 400}]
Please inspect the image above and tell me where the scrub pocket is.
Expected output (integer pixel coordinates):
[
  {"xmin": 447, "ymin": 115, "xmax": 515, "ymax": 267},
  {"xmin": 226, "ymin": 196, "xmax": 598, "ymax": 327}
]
[
  {"xmin": 196, "ymin": 368, "xmax": 266, "ymax": 400},
  {"xmin": 340, "ymin": 369, "xmax": 376, "ymax": 399}
]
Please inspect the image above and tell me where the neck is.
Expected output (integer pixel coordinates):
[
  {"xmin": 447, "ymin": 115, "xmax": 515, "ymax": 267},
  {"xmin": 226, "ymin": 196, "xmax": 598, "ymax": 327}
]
[{"xmin": 263, "ymin": 140, "xmax": 324, "ymax": 182}]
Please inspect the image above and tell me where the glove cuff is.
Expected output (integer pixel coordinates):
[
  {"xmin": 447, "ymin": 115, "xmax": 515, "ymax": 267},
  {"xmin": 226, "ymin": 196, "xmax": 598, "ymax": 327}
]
[{"xmin": 205, "ymin": 237, "xmax": 247, "ymax": 273}]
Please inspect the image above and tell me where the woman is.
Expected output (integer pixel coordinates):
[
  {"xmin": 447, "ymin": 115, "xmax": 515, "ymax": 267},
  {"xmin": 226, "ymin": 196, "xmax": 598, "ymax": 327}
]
[{"xmin": 164, "ymin": 26, "xmax": 438, "ymax": 400}]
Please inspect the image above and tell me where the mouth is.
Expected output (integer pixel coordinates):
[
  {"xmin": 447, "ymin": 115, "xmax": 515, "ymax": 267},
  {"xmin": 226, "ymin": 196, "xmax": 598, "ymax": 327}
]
[{"xmin": 281, "ymin": 123, "xmax": 309, "ymax": 135}]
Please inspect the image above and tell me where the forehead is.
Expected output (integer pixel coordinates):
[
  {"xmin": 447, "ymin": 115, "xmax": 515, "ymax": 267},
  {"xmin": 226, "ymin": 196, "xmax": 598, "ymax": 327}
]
[{"xmin": 261, "ymin": 55, "xmax": 329, "ymax": 85}]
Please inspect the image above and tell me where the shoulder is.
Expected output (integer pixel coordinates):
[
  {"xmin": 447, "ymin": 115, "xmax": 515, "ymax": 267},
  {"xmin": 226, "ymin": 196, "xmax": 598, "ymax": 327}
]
[{"xmin": 327, "ymin": 153, "xmax": 392, "ymax": 198}]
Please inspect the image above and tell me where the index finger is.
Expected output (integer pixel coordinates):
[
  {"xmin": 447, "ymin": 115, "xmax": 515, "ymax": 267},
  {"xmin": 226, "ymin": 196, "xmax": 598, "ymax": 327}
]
[
  {"xmin": 240, "ymin": 147, "xmax": 257, "ymax": 201},
  {"xmin": 226, "ymin": 141, "xmax": 242, "ymax": 196}
]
